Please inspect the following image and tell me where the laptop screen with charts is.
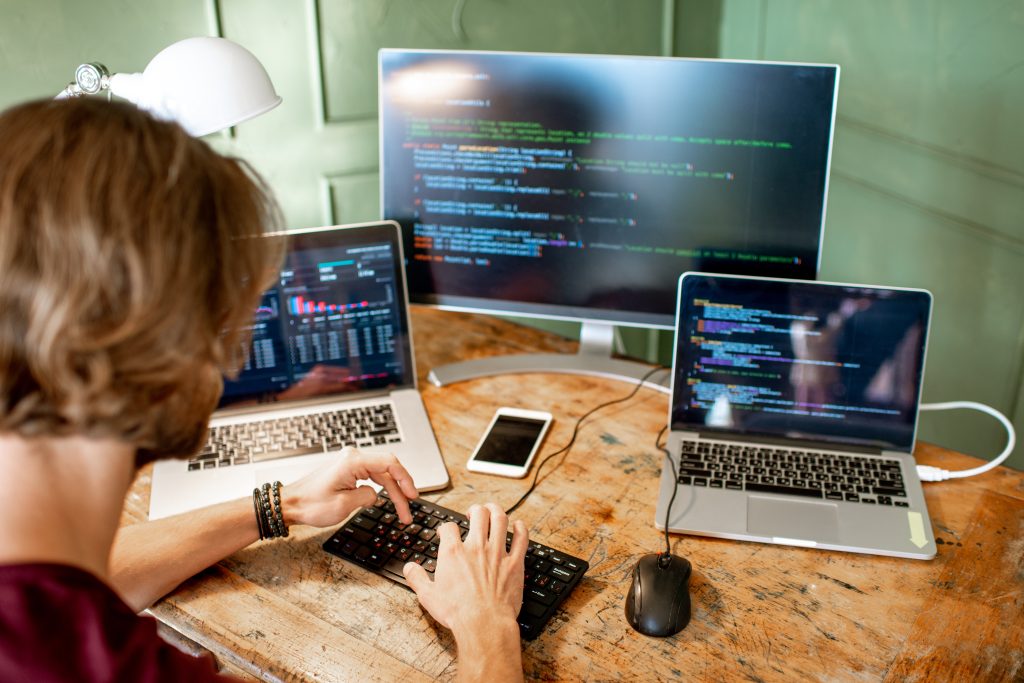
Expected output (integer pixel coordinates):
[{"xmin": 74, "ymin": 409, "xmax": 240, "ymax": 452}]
[
  {"xmin": 149, "ymin": 221, "xmax": 449, "ymax": 520},
  {"xmin": 655, "ymin": 272, "xmax": 937, "ymax": 559}
]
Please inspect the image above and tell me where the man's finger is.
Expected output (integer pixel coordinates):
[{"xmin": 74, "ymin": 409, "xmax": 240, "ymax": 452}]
[
  {"xmin": 436, "ymin": 521, "xmax": 461, "ymax": 550},
  {"xmin": 350, "ymin": 452, "xmax": 415, "ymax": 523},
  {"xmin": 372, "ymin": 471, "xmax": 414, "ymax": 524},
  {"xmin": 467, "ymin": 504, "xmax": 490, "ymax": 545},
  {"xmin": 509, "ymin": 519, "xmax": 529, "ymax": 564},
  {"xmin": 339, "ymin": 485, "xmax": 377, "ymax": 512},
  {"xmin": 485, "ymin": 502, "xmax": 508, "ymax": 554},
  {"xmin": 387, "ymin": 461, "xmax": 419, "ymax": 500},
  {"xmin": 403, "ymin": 561, "xmax": 432, "ymax": 595}
]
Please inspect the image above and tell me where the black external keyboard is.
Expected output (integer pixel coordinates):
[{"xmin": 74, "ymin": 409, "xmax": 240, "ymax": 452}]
[
  {"xmin": 187, "ymin": 404, "xmax": 400, "ymax": 471},
  {"xmin": 678, "ymin": 439, "xmax": 910, "ymax": 506},
  {"xmin": 323, "ymin": 492, "xmax": 589, "ymax": 639}
]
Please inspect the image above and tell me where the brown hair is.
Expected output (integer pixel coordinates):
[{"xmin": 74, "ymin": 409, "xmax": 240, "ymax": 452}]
[{"xmin": 0, "ymin": 97, "xmax": 284, "ymax": 461}]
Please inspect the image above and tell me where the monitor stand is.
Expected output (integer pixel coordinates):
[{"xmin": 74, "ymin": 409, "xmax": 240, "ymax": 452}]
[{"xmin": 426, "ymin": 321, "xmax": 672, "ymax": 394}]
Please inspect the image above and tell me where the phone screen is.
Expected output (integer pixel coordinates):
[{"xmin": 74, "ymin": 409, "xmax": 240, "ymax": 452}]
[{"xmin": 473, "ymin": 415, "xmax": 549, "ymax": 466}]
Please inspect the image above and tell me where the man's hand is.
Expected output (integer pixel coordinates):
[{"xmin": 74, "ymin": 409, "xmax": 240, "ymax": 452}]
[
  {"xmin": 404, "ymin": 502, "xmax": 527, "ymax": 632},
  {"xmin": 282, "ymin": 447, "xmax": 418, "ymax": 527},
  {"xmin": 403, "ymin": 503, "xmax": 527, "ymax": 681}
]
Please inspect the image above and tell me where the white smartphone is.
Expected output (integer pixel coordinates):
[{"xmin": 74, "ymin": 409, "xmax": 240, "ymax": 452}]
[{"xmin": 466, "ymin": 407, "xmax": 553, "ymax": 478}]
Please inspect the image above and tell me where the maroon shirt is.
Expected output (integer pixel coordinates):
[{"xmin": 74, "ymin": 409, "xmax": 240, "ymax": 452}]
[{"xmin": 0, "ymin": 563, "xmax": 235, "ymax": 682}]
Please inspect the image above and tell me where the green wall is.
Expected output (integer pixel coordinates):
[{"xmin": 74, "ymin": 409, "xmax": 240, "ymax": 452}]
[{"xmin": 1, "ymin": 0, "xmax": 1021, "ymax": 469}]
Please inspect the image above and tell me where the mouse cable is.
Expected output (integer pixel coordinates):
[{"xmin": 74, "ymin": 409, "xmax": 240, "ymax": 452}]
[
  {"xmin": 654, "ymin": 424, "xmax": 679, "ymax": 562},
  {"xmin": 915, "ymin": 401, "xmax": 1016, "ymax": 481},
  {"xmin": 505, "ymin": 364, "xmax": 668, "ymax": 516}
]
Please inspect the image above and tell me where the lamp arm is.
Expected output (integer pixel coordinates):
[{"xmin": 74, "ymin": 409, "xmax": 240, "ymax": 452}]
[{"xmin": 108, "ymin": 73, "xmax": 145, "ymax": 105}]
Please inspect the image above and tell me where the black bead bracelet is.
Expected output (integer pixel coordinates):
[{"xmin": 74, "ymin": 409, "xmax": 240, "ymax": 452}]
[{"xmin": 253, "ymin": 480, "xmax": 289, "ymax": 539}]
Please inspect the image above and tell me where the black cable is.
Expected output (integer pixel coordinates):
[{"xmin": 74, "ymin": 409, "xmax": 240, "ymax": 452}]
[
  {"xmin": 655, "ymin": 423, "xmax": 678, "ymax": 560},
  {"xmin": 505, "ymin": 365, "xmax": 667, "ymax": 516}
]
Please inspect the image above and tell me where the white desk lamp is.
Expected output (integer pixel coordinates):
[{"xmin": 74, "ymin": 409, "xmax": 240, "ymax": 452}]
[{"xmin": 56, "ymin": 36, "xmax": 281, "ymax": 136}]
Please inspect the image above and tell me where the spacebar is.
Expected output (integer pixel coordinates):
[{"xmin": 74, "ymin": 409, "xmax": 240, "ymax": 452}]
[
  {"xmin": 251, "ymin": 445, "xmax": 324, "ymax": 463},
  {"xmin": 745, "ymin": 483, "xmax": 823, "ymax": 499}
]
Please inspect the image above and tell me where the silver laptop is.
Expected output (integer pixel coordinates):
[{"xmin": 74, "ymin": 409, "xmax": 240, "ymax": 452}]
[
  {"xmin": 150, "ymin": 221, "xmax": 449, "ymax": 520},
  {"xmin": 656, "ymin": 272, "xmax": 936, "ymax": 559}
]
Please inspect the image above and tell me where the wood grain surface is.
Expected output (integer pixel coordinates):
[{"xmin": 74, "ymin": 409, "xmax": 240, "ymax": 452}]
[{"xmin": 121, "ymin": 307, "xmax": 1024, "ymax": 682}]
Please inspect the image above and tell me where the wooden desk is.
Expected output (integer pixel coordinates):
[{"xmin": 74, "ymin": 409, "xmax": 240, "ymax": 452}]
[{"xmin": 122, "ymin": 308, "xmax": 1024, "ymax": 682}]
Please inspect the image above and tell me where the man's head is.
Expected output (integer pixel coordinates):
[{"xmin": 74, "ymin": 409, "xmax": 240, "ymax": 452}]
[{"xmin": 0, "ymin": 97, "xmax": 283, "ymax": 464}]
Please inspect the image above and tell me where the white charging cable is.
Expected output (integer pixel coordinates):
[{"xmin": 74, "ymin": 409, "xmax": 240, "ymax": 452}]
[{"xmin": 915, "ymin": 401, "xmax": 1017, "ymax": 481}]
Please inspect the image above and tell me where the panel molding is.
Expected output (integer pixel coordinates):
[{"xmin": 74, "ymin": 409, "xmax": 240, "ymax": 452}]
[
  {"xmin": 838, "ymin": 115, "xmax": 1024, "ymax": 189},
  {"xmin": 324, "ymin": 168, "xmax": 381, "ymax": 225},
  {"xmin": 830, "ymin": 169, "xmax": 1024, "ymax": 255}
]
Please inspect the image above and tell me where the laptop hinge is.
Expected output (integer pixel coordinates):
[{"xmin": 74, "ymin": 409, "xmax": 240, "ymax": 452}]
[{"xmin": 212, "ymin": 387, "xmax": 401, "ymax": 420}]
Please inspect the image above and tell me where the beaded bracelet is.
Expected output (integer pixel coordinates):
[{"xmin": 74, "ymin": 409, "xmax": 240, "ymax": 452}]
[
  {"xmin": 260, "ymin": 483, "xmax": 280, "ymax": 538},
  {"xmin": 252, "ymin": 488, "xmax": 269, "ymax": 540},
  {"xmin": 272, "ymin": 481, "xmax": 288, "ymax": 538},
  {"xmin": 254, "ymin": 481, "xmax": 290, "ymax": 539}
]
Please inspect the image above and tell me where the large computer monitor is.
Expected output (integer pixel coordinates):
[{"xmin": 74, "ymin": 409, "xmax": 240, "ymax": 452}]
[{"xmin": 379, "ymin": 49, "xmax": 839, "ymax": 390}]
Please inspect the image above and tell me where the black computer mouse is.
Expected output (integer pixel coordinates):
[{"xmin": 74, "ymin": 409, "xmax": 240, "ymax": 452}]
[{"xmin": 625, "ymin": 553, "xmax": 692, "ymax": 637}]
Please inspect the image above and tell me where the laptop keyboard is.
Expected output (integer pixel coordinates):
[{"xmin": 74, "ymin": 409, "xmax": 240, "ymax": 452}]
[
  {"xmin": 323, "ymin": 491, "xmax": 589, "ymax": 640},
  {"xmin": 186, "ymin": 404, "xmax": 400, "ymax": 471},
  {"xmin": 677, "ymin": 440, "xmax": 910, "ymax": 507}
]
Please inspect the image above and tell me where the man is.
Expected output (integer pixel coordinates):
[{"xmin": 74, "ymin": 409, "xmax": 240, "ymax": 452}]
[{"xmin": 0, "ymin": 97, "xmax": 526, "ymax": 681}]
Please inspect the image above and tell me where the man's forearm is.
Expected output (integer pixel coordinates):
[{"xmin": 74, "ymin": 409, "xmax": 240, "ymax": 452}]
[
  {"xmin": 109, "ymin": 496, "xmax": 260, "ymax": 612},
  {"xmin": 453, "ymin": 617, "xmax": 524, "ymax": 683}
]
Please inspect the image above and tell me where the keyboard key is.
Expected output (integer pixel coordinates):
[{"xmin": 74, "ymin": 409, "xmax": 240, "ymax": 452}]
[
  {"xmin": 873, "ymin": 486, "xmax": 907, "ymax": 497},
  {"xmin": 523, "ymin": 601, "xmax": 547, "ymax": 618},
  {"xmin": 383, "ymin": 559, "xmax": 406, "ymax": 576},
  {"xmin": 350, "ymin": 515, "xmax": 377, "ymax": 531},
  {"xmin": 526, "ymin": 587, "xmax": 556, "ymax": 606},
  {"xmin": 746, "ymin": 483, "xmax": 824, "ymax": 499},
  {"xmin": 549, "ymin": 566, "xmax": 574, "ymax": 582},
  {"xmin": 251, "ymin": 444, "xmax": 323, "ymax": 463}
]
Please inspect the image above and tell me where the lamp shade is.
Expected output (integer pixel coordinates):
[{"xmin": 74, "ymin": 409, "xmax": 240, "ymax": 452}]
[{"xmin": 108, "ymin": 37, "xmax": 281, "ymax": 136}]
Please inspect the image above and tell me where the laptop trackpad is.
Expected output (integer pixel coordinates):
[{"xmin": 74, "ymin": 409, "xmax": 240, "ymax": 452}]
[{"xmin": 746, "ymin": 496, "xmax": 840, "ymax": 543}]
